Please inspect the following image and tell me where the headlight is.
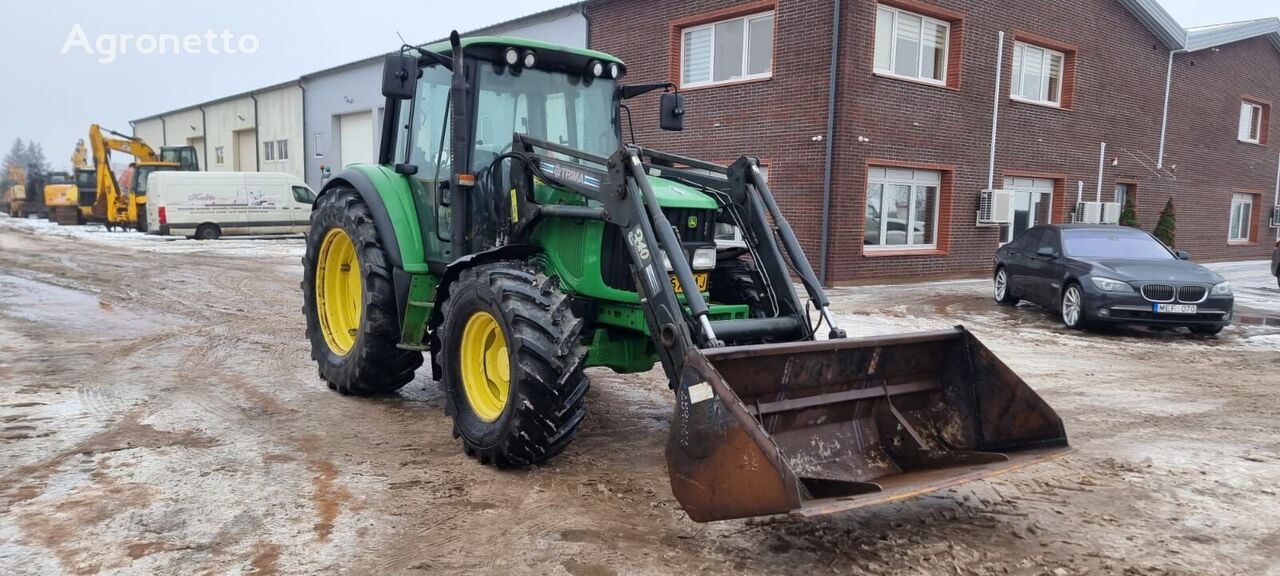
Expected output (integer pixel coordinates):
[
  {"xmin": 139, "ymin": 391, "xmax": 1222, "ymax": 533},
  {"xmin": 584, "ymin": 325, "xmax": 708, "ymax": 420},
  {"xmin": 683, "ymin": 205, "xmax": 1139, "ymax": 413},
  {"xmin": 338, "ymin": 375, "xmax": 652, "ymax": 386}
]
[
  {"xmin": 1211, "ymin": 281, "xmax": 1232, "ymax": 295},
  {"xmin": 691, "ymin": 247, "xmax": 717, "ymax": 270},
  {"xmin": 1090, "ymin": 277, "xmax": 1134, "ymax": 293}
]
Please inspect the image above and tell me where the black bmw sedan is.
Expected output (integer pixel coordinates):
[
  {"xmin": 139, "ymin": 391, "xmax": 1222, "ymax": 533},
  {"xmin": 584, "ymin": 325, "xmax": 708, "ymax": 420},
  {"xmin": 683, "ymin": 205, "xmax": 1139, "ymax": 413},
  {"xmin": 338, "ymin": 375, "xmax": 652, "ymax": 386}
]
[{"xmin": 993, "ymin": 225, "xmax": 1234, "ymax": 334}]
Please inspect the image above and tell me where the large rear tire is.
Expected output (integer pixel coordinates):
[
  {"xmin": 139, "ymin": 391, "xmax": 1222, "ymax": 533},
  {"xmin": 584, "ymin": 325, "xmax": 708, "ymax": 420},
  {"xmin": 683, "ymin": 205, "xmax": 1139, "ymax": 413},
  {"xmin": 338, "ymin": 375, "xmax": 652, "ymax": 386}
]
[
  {"xmin": 440, "ymin": 263, "xmax": 589, "ymax": 467},
  {"xmin": 303, "ymin": 188, "xmax": 422, "ymax": 395}
]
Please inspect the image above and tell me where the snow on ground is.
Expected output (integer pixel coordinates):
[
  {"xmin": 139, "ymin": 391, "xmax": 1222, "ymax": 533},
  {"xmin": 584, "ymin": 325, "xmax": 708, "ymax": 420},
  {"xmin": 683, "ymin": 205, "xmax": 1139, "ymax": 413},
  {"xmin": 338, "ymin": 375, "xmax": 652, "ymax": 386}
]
[{"xmin": 0, "ymin": 214, "xmax": 305, "ymax": 260}]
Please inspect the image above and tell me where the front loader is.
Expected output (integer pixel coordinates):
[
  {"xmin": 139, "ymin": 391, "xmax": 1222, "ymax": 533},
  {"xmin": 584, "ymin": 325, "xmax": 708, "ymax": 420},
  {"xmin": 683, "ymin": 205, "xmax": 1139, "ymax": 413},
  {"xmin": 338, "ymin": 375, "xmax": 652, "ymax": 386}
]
[{"xmin": 301, "ymin": 34, "xmax": 1070, "ymax": 522}]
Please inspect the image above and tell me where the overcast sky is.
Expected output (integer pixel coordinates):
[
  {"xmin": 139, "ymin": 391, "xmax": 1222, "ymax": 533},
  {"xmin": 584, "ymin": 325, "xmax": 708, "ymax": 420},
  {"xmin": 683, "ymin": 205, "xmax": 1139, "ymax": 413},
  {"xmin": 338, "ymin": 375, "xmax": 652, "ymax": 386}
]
[{"xmin": 0, "ymin": 0, "xmax": 1274, "ymax": 171}]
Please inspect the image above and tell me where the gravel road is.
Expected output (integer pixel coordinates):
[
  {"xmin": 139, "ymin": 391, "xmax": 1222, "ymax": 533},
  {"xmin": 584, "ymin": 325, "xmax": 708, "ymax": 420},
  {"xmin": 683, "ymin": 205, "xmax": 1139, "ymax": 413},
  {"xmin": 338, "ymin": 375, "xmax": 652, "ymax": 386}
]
[{"xmin": 2, "ymin": 216, "xmax": 1278, "ymax": 575}]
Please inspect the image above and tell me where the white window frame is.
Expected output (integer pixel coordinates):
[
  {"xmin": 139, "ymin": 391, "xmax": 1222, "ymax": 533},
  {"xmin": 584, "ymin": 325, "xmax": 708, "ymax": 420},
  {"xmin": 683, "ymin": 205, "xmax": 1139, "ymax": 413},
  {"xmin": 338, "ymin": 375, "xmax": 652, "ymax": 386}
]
[
  {"xmin": 1239, "ymin": 101, "xmax": 1264, "ymax": 144},
  {"xmin": 680, "ymin": 11, "xmax": 774, "ymax": 88},
  {"xmin": 276, "ymin": 139, "xmax": 290, "ymax": 161},
  {"xmin": 1011, "ymin": 42, "xmax": 1066, "ymax": 107},
  {"xmin": 263, "ymin": 140, "xmax": 275, "ymax": 162},
  {"xmin": 214, "ymin": 146, "xmax": 225, "ymax": 165},
  {"xmin": 313, "ymin": 133, "xmax": 324, "ymax": 158},
  {"xmin": 1229, "ymin": 192, "xmax": 1254, "ymax": 243},
  {"xmin": 873, "ymin": 5, "xmax": 951, "ymax": 86},
  {"xmin": 865, "ymin": 167, "xmax": 942, "ymax": 251}
]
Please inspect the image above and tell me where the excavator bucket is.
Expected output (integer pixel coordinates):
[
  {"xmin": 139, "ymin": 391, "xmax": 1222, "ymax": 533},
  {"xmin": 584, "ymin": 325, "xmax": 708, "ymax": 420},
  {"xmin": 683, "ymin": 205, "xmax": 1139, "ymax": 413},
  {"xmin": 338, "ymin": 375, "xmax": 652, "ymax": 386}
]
[{"xmin": 666, "ymin": 327, "xmax": 1070, "ymax": 522}]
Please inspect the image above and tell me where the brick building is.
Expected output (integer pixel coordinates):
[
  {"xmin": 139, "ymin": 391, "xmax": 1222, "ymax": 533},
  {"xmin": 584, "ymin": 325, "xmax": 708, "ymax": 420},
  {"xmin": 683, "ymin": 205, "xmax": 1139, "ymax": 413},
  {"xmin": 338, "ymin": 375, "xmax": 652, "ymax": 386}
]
[{"xmin": 585, "ymin": 0, "xmax": 1280, "ymax": 284}]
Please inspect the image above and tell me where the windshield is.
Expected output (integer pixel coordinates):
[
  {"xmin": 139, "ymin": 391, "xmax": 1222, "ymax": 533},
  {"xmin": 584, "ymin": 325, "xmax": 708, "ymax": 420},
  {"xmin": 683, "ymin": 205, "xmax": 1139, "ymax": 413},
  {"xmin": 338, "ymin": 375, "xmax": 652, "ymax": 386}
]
[
  {"xmin": 471, "ymin": 66, "xmax": 618, "ymax": 171},
  {"xmin": 134, "ymin": 165, "xmax": 176, "ymax": 195},
  {"xmin": 1062, "ymin": 229, "xmax": 1175, "ymax": 260}
]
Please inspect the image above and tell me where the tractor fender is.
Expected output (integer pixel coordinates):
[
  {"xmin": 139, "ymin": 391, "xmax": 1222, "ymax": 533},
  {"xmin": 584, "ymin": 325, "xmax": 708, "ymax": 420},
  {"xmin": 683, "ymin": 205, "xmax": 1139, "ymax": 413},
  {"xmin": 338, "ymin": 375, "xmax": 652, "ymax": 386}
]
[
  {"xmin": 426, "ymin": 243, "xmax": 543, "ymax": 379},
  {"xmin": 315, "ymin": 166, "xmax": 429, "ymax": 274}
]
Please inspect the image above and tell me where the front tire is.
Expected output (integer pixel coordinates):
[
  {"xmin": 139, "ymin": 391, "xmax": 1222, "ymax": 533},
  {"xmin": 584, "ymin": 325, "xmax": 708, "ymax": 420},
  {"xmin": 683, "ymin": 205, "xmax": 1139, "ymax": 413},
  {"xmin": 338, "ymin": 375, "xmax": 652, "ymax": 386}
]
[
  {"xmin": 195, "ymin": 223, "xmax": 221, "ymax": 240},
  {"xmin": 1190, "ymin": 324, "xmax": 1225, "ymax": 336},
  {"xmin": 440, "ymin": 263, "xmax": 588, "ymax": 468},
  {"xmin": 303, "ymin": 188, "xmax": 422, "ymax": 395},
  {"xmin": 994, "ymin": 267, "xmax": 1018, "ymax": 305},
  {"xmin": 1061, "ymin": 283, "xmax": 1087, "ymax": 330}
]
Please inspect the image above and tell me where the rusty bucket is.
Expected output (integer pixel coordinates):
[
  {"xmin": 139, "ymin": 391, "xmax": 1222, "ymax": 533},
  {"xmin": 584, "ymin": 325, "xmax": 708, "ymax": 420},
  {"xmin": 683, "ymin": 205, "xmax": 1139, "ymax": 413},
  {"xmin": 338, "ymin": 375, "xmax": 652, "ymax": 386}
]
[{"xmin": 666, "ymin": 327, "xmax": 1070, "ymax": 522}]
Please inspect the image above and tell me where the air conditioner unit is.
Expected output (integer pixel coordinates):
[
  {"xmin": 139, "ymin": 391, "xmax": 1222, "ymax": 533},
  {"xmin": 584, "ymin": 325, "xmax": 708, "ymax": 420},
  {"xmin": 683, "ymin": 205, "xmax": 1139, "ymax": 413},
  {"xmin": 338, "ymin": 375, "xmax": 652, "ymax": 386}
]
[
  {"xmin": 1100, "ymin": 202, "xmax": 1122, "ymax": 225},
  {"xmin": 1271, "ymin": 205, "xmax": 1280, "ymax": 229},
  {"xmin": 977, "ymin": 189, "xmax": 1014, "ymax": 225},
  {"xmin": 1075, "ymin": 201, "xmax": 1103, "ymax": 224}
]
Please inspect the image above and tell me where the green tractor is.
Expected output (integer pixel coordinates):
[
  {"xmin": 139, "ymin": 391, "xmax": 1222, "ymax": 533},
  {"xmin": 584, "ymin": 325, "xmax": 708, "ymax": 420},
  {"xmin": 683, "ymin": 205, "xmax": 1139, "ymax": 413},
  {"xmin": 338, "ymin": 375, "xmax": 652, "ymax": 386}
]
[{"xmin": 302, "ymin": 33, "xmax": 1071, "ymax": 522}]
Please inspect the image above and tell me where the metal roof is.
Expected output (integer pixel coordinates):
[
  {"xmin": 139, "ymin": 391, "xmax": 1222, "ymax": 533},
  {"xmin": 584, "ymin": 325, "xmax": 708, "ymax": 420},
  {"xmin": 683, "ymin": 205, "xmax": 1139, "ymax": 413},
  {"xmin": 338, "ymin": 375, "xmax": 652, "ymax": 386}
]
[
  {"xmin": 1185, "ymin": 17, "xmax": 1280, "ymax": 53},
  {"xmin": 1116, "ymin": 0, "xmax": 1188, "ymax": 49}
]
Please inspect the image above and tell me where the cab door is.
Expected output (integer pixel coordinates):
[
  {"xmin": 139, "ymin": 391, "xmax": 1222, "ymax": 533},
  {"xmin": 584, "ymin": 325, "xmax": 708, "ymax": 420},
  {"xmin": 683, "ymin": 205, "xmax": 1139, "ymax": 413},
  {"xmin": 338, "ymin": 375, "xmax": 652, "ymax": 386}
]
[
  {"xmin": 394, "ymin": 64, "xmax": 455, "ymax": 266},
  {"xmin": 290, "ymin": 185, "xmax": 316, "ymax": 230}
]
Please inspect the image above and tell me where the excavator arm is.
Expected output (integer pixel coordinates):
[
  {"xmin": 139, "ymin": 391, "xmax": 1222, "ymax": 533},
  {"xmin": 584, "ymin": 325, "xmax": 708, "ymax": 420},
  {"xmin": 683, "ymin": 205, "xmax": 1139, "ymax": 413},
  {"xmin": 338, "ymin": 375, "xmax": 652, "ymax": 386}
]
[{"xmin": 87, "ymin": 124, "xmax": 165, "ymax": 227}]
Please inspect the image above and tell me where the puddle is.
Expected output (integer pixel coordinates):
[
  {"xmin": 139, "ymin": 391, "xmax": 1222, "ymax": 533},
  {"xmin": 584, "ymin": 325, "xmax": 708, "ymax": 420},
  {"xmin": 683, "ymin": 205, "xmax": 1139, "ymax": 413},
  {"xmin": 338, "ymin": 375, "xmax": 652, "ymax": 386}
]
[{"xmin": 0, "ymin": 274, "xmax": 158, "ymax": 336}]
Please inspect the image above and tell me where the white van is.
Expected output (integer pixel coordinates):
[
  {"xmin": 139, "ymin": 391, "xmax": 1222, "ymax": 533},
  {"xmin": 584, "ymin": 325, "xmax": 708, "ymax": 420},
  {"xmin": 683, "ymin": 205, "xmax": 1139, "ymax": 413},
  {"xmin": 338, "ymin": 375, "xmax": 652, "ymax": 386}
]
[{"xmin": 145, "ymin": 171, "xmax": 315, "ymax": 239}]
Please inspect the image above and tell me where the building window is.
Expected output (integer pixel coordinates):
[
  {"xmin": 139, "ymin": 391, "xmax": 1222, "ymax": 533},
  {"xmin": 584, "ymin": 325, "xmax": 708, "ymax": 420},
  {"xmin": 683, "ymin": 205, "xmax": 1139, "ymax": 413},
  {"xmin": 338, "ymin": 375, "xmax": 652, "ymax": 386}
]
[
  {"xmin": 865, "ymin": 167, "xmax": 939, "ymax": 249},
  {"xmin": 263, "ymin": 140, "xmax": 275, "ymax": 162},
  {"xmin": 1229, "ymin": 193, "xmax": 1254, "ymax": 242},
  {"xmin": 874, "ymin": 5, "xmax": 950, "ymax": 85},
  {"xmin": 1012, "ymin": 41, "xmax": 1065, "ymax": 107},
  {"xmin": 313, "ymin": 133, "xmax": 324, "ymax": 158},
  {"xmin": 1238, "ymin": 100, "xmax": 1269, "ymax": 144},
  {"xmin": 1001, "ymin": 176, "xmax": 1056, "ymax": 243},
  {"xmin": 276, "ymin": 139, "xmax": 290, "ymax": 161},
  {"xmin": 215, "ymin": 146, "xmax": 225, "ymax": 165},
  {"xmin": 680, "ymin": 11, "xmax": 774, "ymax": 88}
]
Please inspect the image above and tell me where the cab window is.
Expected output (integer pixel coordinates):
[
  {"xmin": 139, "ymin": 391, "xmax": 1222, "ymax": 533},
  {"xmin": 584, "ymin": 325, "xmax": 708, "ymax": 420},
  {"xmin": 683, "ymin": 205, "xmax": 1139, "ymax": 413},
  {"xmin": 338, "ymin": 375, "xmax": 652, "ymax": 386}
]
[{"xmin": 292, "ymin": 186, "xmax": 316, "ymax": 204}]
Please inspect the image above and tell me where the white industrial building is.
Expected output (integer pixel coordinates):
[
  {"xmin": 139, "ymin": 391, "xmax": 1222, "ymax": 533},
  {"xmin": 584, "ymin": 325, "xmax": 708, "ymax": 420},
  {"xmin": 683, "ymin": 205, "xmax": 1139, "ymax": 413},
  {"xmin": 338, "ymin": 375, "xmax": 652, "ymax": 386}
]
[{"xmin": 131, "ymin": 4, "xmax": 587, "ymax": 189}]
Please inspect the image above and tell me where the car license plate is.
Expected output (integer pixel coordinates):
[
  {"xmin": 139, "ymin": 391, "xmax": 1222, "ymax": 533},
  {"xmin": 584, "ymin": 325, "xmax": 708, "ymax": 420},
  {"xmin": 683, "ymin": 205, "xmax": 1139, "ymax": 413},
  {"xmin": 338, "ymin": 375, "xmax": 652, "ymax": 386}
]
[
  {"xmin": 1154, "ymin": 303, "xmax": 1197, "ymax": 314},
  {"xmin": 671, "ymin": 273, "xmax": 709, "ymax": 294}
]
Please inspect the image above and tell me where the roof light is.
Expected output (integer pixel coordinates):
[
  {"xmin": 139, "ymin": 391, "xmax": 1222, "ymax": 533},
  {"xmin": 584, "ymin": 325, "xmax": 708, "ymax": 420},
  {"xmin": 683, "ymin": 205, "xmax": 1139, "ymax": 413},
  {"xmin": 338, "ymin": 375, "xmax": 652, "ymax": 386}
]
[
  {"xmin": 504, "ymin": 47, "xmax": 520, "ymax": 66},
  {"xmin": 522, "ymin": 50, "xmax": 536, "ymax": 68},
  {"xmin": 588, "ymin": 60, "xmax": 605, "ymax": 77},
  {"xmin": 608, "ymin": 62, "xmax": 622, "ymax": 79}
]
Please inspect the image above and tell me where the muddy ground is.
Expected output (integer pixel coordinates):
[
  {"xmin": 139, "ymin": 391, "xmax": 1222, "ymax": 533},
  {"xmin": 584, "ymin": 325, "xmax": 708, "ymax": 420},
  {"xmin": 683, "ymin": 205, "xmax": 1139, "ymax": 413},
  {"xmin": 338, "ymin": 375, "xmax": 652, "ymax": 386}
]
[{"xmin": 1, "ymin": 217, "xmax": 1279, "ymax": 576}]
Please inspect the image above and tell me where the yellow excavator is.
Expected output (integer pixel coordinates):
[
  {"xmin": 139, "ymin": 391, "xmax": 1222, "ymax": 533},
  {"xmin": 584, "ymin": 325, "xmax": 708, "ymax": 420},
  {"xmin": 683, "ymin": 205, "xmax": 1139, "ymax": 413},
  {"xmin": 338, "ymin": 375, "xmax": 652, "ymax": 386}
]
[
  {"xmin": 1, "ymin": 164, "xmax": 23, "ymax": 216},
  {"xmin": 87, "ymin": 125, "xmax": 198, "ymax": 231},
  {"xmin": 42, "ymin": 141, "xmax": 89, "ymax": 225}
]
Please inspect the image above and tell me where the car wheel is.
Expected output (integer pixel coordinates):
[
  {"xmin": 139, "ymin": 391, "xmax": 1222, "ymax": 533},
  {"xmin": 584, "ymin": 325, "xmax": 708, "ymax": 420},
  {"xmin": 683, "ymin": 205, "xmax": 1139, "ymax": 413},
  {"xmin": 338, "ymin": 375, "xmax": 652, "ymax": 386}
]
[
  {"xmin": 1061, "ymin": 283, "xmax": 1087, "ymax": 330},
  {"xmin": 993, "ymin": 267, "xmax": 1018, "ymax": 305},
  {"xmin": 1190, "ymin": 324, "xmax": 1224, "ymax": 336}
]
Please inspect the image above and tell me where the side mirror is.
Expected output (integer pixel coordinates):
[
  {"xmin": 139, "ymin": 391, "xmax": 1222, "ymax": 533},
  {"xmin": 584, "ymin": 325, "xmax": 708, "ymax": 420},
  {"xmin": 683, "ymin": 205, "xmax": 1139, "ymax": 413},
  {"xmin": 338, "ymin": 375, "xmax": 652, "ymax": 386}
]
[
  {"xmin": 1176, "ymin": 250, "xmax": 1191, "ymax": 260},
  {"xmin": 1036, "ymin": 246, "xmax": 1057, "ymax": 258},
  {"xmin": 382, "ymin": 53, "xmax": 418, "ymax": 100},
  {"xmin": 660, "ymin": 92, "xmax": 684, "ymax": 132}
]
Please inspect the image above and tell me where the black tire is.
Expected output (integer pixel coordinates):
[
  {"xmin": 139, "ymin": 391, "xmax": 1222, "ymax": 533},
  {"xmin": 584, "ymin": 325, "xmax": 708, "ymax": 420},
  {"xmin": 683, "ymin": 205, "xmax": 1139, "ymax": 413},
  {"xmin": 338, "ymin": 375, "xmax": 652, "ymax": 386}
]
[
  {"xmin": 303, "ymin": 188, "xmax": 423, "ymax": 395},
  {"xmin": 195, "ymin": 223, "xmax": 221, "ymax": 240},
  {"xmin": 710, "ymin": 258, "xmax": 769, "ymax": 318},
  {"xmin": 439, "ymin": 262, "xmax": 589, "ymax": 468},
  {"xmin": 1190, "ymin": 324, "xmax": 1225, "ymax": 336},
  {"xmin": 993, "ymin": 266, "xmax": 1019, "ymax": 305},
  {"xmin": 1061, "ymin": 283, "xmax": 1087, "ymax": 330},
  {"xmin": 136, "ymin": 209, "xmax": 148, "ymax": 233}
]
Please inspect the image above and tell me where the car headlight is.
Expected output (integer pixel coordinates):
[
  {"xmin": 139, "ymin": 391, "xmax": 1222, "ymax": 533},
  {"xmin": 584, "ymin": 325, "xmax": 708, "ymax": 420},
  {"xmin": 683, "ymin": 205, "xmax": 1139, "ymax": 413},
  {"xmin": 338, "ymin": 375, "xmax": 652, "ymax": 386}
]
[
  {"xmin": 1211, "ymin": 281, "xmax": 1232, "ymax": 295},
  {"xmin": 691, "ymin": 248, "xmax": 717, "ymax": 270},
  {"xmin": 1090, "ymin": 277, "xmax": 1134, "ymax": 293}
]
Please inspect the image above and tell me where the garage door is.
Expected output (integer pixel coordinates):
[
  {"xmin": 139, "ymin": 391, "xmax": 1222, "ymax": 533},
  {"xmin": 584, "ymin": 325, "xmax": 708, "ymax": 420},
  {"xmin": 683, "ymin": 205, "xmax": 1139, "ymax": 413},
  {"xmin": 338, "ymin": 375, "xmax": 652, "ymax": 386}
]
[
  {"xmin": 339, "ymin": 112, "xmax": 374, "ymax": 168},
  {"xmin": 235, "ymin": 130, "xmax": 257, "ymax": 171}
]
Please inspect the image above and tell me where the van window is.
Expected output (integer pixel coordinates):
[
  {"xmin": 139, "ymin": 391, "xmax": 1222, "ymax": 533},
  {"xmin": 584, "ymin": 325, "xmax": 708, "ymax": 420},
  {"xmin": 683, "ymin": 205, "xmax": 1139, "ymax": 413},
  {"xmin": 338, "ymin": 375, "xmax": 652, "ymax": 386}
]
[{"xmin": 292, "ymin": 186, "xmax": 316, "ymax": 204}]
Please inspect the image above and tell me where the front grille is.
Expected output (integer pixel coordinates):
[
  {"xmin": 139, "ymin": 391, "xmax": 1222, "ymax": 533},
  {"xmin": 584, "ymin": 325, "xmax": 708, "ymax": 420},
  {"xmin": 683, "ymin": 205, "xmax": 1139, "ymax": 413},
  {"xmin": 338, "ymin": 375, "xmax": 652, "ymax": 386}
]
[
  {"xmin": 1141, "ymin": 284, "xmax": 1174, "ymax": 302},
  {"xmin": 598, "ymin": 208, "xmax": 717, "ymax": 292},
  {"xmin": 1178, "ymin": 285, "xmax": 1207, "ymax": 302}
]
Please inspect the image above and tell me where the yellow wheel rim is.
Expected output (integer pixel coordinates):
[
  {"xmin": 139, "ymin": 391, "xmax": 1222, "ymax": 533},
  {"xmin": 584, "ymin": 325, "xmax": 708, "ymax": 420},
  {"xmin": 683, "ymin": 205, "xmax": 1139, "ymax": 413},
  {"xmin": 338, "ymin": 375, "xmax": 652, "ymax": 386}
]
[
  {"xmin": 315, "ymin": 228, "xmax": 363, "ymax": 356},
  {"xmin": 460, "ymin": 311, "xmax": 511, "ymax": 422}
]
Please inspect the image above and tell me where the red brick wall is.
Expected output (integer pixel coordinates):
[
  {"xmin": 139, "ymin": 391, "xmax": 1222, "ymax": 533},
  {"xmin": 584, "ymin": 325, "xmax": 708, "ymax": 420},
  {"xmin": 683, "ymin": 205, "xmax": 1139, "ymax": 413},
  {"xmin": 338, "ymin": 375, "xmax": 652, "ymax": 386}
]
[
  {"xmin": 586, "ymin": 0, "xmax": 1279, "ymax": 283},
  {"xmin": 1162, "ymin": 37, "xmax": 1280, "ymax": 260}
]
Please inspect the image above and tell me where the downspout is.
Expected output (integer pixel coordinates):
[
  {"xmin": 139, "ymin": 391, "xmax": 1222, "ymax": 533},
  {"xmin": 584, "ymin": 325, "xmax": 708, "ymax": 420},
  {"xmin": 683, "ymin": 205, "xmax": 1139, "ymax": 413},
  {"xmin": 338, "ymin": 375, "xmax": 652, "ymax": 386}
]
[
  {"xmin": 198, "ymin": 105, "xmax": 208, "ymax": 171},
  {"xmin": 1096, "ymin": 142, "xmax": 1106, "ymax": 202},
  {"xmin": 987, "ymin": 31, "xmax": 1006, "ymax": 190},
  {"xmin": 299, "ymin": 79, "xmax": 308, "ymax": 184},
  {"xmin": 251, "ymin": 92, "xmax": 261, "ymax": 171},
  {"xmin": 818, "ymin": 0, "xmax": 841, "ymax": 286},
  {"xmin": 159, "ymin": 117, "xmax": 167, "ymax": 145},
  {"xmin": 1156, "ymin": 50, "xmax": 1179, "ymax": 169}
]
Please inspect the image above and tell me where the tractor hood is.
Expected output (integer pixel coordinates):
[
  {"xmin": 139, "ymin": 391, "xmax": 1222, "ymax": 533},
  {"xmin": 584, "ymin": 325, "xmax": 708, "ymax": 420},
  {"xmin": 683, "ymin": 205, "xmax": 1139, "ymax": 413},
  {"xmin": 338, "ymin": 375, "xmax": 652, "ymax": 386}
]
[{"xmin": 646, "ymin": 175, "xmax": 719, "ymax": 210}]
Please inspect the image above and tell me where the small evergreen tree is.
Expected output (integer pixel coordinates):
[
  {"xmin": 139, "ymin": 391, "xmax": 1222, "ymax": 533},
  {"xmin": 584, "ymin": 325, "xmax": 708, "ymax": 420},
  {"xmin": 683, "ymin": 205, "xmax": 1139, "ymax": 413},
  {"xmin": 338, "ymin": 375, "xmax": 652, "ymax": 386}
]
[
  {"xmin": 1118, "ymin": 194, "xmax": 1139, "ymax": 228},
  {"xmin": 1153, "ymin": 198, "xmax": 1176, "ymax": 247},
  {"xmin": 4, "ymin": 138, "xmax": 23, "ymax": 171},
  {"xmin": 22, "ymin": 141, "xmax": 48, "ymax": 173}
]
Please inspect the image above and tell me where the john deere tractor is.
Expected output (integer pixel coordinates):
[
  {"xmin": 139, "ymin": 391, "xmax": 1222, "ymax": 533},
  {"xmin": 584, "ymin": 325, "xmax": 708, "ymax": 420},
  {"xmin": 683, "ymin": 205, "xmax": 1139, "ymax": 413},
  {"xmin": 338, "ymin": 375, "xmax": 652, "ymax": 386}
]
[{"xmin": 303, "ymin": 34, "xmax": 1070, "ymax": 522}]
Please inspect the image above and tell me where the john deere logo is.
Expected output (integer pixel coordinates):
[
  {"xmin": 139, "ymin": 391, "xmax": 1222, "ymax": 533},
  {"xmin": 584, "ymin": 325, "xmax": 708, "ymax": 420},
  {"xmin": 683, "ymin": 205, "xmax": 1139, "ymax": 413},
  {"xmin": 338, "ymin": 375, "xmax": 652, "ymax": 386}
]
[{"xmin": 687, "ymin": 216, "xmax": 698, "ymax": 229}]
